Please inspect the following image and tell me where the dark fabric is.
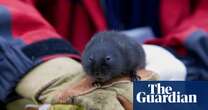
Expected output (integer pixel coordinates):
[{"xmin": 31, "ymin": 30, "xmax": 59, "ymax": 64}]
[
  {"xmin": 0, "ymin": 38, "xmax": 34, "ymax": 102},
  {"xmin": 0, "ymin": 101, "xmax": 6, "ymax": 110},
  {"xmin": 22, "ymin": 38, "xmax": 80, "ymax": 61},
  {"xmin": 170, "ymin": 52, "xmax": 208, "ymax": 81},
  {"xmin": 103, "ymin": 0, "xmax": 131, "ymax": 30},
  {"xmin": 104, "ymin": 0, "xmax": 161, "ymax": 36},
  {"xmin": 166, "ymin": 30, "xmax": 208, "ymax": 80},
  {"xmin": 184, "ymin": 30, "xmax": 208, "ymax": 80},
  {"xmin": 184, "ymin": 31, "xmax": 208, "ymax": 68},
  {"xmin": 182, "ymin": 56, "xmax": 208, "ymax": 80}
]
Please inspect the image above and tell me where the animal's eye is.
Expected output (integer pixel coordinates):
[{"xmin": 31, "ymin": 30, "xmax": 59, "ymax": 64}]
[{"xmin": 105, "ymin": 56, "xmax": 112, "ymax": 61}]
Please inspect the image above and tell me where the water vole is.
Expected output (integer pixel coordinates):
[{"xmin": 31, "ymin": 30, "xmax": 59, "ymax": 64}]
[{"xmin": 82, "ymin": 31, "xmax": 146, "ymax": 83}]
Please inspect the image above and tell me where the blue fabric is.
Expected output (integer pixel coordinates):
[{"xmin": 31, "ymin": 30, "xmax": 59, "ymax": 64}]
[
  {"xmin": 121, "ymin": 27, "xmax": 155, "ymax": 43},
  {"xmin": 0, "ymin": 38, "xmax": 35, "ymax": 102},
  {"xmin": 103, "ymin": 0, "xmax": 161, "ymax": 36},
  {"xmin": 185, "ymin": 31, "xmax": 208, "ymax": 67},
  {"xmin": 0, "ymin": 6, "xmax": 12, "ymax": 39}
]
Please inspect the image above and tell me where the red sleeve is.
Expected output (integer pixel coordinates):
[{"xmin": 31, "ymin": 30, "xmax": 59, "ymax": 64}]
[
  {"xmin": 0, "ymin": 0, "xmax": 60, "ymax": 43},
  {"xmin": 0, "ymin": 0, "xmax": 80, "ymax": 61}
]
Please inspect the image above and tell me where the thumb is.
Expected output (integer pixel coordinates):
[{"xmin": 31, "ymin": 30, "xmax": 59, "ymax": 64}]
[{"xmin": 117, "ymin": 95, "xmax": 132, "ymax": 110}]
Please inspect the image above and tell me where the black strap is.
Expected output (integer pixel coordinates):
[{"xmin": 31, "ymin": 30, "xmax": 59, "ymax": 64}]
[{"xmin": 22, "ymin": 38, "xmax": 80, "ymax": 61}]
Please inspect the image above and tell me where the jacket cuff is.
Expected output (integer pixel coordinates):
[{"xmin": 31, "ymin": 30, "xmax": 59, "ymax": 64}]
[
  {"xmin": 22, "ymin": 38, "xmax": 80, "ymax": 61},
  {"xmin": 0, "ymin": 38, "xmax": 80, "ymax": 102}
]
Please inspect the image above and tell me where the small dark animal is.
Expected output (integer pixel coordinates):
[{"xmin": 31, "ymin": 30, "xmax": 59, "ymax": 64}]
[{"xmin": 82, "ymin": 31, "xmax": 146, "ymax": 83}]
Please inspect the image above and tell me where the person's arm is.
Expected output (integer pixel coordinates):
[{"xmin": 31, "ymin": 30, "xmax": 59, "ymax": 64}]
[
  {"xmin": 0, "ymin": 0, "xmax": 79, "ymax": 102},
  {"xmin": 147, "ymin": 0, "xmax": 208, "ymax": 54}
]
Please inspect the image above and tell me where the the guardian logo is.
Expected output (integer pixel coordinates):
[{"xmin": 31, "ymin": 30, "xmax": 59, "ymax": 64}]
[{"xmin": 136, "ymin": 83, "xmax": 197, "ymax": 103}]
